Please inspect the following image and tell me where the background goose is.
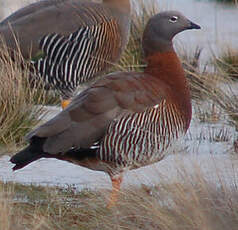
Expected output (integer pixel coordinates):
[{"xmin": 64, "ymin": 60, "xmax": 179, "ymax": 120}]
[{"xmin": 0, "ymin": 0, "xmax": 131, "ymax": 108}]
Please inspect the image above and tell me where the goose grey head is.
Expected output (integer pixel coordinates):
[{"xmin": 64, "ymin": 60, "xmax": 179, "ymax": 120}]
[{"xmin": 142, "ymin": 11, "xmax": 201, "ymax": 56}]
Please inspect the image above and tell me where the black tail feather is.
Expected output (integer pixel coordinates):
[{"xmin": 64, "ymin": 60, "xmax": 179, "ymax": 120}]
[
  {"xmin": 10, "ymin": 147, "xmax": 44, "ymax": 170},
  {"xmin": 10, "ymin": 137, "xmax": 46, "ymax": 171},
  {"xmin": 10, "ymin": 136, "xmax": 98, "ymax": 170}
]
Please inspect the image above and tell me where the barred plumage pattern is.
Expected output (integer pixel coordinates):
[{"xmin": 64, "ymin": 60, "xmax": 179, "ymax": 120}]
[
  {"xmin": 33, "ymin": 19, "xmax": 121, "ymax": 98},
  {"xmin": 100, "ymin": 100, "xmax": 185, "ymax": 169}
]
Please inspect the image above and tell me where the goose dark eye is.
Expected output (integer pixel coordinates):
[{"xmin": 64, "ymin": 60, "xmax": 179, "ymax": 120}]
[{"xmin": 169, "ymin": 16, "xmax": 178, "ymax": 23}]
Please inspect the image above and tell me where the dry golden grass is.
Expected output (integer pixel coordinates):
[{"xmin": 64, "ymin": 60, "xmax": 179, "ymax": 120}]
[
  {"xmin": 1, "ymin": 159, "xmax": 238, "ymax": 230},
  {"xmin": 0, "ymin": 43, "xmax": 51, "ymax": 149},
  {"xmin": 175, "ymin": 45, "xmax": 238, "ymax": 127},
  {"xmin": 215, "ymin": 48, "xmax": 238, "ymax": 79}
]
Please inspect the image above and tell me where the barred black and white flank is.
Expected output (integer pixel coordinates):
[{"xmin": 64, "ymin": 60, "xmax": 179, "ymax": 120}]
[
  {"xmin": 0, "ymin": 0, "xmax": 131, "ymax": 99},
  {"xmin": 34, "ymin": 19, "xmax": 121, "ymax": 98}
]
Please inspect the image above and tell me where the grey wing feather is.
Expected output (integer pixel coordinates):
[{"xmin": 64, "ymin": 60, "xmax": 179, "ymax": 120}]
[
  {"xmin": 27, "ymin": 86, "xmax": 120, "ymax": 154},
  {"xmin": 26, "ymin": 112, "xmax": 72, "ymax": 140}
]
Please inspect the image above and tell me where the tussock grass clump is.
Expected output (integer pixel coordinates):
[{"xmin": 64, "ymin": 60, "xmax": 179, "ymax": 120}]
[
  {"xmin": 197, "ymin": 54, "xmax": 238, "ymax": 127},
  {"xmin": 0, "ymin": 45, "xmax": 48, "ymax": 148},
  {"xmin": 179, "ymin": 46, "xmax": 202, "ymax": 72},
  {"xmin": 215, "ymin": 48, "xmax": 238, "ymax": 80},
  {"xmin": 178, "ymin": 46, "xmax": 210, "ymax": 101},
  {"xmin": 176, "ymin": 45, "xmax": 238, "ymax": 127},
  {"xmin": 190, "ymin": 68, "xmax": 238, "ymax": 127}
]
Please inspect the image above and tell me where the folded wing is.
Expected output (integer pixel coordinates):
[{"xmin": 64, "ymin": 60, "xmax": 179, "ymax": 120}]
[{"xmin": 26, "ymin": 72, "xmax": 166, "ymax": 154}]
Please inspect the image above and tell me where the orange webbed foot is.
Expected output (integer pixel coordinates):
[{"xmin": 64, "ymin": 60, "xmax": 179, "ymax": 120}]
[{"xmin": 61, "ymin": 99, "xmax": 71, "ymax": 109}]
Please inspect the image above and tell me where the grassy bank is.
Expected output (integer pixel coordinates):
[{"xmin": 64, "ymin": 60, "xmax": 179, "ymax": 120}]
[{"xmin": 1, "ymin": 159, "xmax": 238, "ymax": 230}]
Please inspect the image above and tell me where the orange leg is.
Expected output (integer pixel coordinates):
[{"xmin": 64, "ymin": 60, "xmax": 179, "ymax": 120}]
[
  {"xmin": 107, "ymin": 175, "xmax": 123, "ymax": 208},
  {"xmin": 61, "ymin": 99, "xmax": 71, "ymax": 109}
]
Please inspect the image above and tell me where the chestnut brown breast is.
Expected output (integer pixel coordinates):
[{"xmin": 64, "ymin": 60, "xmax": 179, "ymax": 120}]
[{"xmin": 99, "ymin": 51, "xmax": 191, "ymax": 170}]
